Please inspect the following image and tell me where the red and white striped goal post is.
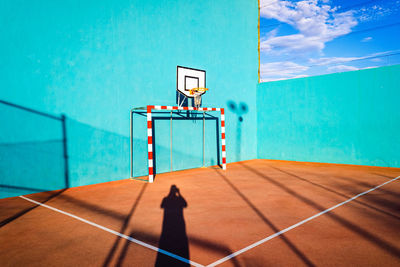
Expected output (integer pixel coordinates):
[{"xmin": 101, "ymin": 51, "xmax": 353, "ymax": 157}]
[{"xmin": 131, "ymin": 105, "xmax": 227, "ymax": 182}]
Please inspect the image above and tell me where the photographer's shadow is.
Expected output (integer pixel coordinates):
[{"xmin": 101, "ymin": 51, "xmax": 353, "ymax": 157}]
[{"xmin": 155, "ymin": 185, "xmax": 189, "ymax": 267}]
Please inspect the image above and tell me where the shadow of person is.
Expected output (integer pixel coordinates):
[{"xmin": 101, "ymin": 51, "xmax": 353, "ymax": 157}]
[{"xmin": 155, "ymin": 185, "xmax": 190, "ymax": 267}]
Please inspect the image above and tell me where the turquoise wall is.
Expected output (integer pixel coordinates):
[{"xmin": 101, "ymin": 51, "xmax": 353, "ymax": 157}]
[
  {"xmin": 257, "ymin": 65, "xmax": 400, "ymax": 168},
  {"xmin": 0, "ymin": 0, "xmax": 258, "ymax": 198},
  {"xmin": 3, "ymin": 0, "xmax": 397, "ymax": 200}
]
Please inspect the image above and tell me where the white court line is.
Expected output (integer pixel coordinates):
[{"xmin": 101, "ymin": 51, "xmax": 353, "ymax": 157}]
[
  {"xmin": 19, "ymin": 195, "xmax": 204, "ymax": 267},
  {"xmin": 207, "ymin": 175, "xmax": 400, "ymax": 267}
]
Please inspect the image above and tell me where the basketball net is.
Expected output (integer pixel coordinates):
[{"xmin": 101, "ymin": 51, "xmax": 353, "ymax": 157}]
[{"xmin": 189, "ymin": 88, "xmax": 208, "ymax": 108}]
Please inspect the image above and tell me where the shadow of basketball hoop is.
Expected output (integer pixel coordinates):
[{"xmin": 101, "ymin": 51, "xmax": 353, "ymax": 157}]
[{"xmin": 227, "ymin": 101, "xmax": 248, "ymax": 160}]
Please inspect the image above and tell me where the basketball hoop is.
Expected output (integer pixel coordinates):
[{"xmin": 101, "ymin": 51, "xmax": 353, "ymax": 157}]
[{"xmin": 189, "ymin": 87, "xmax": 208, "ymax": 108}]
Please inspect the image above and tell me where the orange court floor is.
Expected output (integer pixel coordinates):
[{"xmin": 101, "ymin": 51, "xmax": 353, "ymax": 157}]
[{"xmin": 1, "ymin": 159, "xmax": 400, "ymax": 267}]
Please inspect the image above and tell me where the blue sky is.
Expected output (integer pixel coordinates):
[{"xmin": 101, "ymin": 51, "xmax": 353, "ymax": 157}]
[{"xmin": 259, "ymin": 0, "xmax": 400, "ymax": 82}]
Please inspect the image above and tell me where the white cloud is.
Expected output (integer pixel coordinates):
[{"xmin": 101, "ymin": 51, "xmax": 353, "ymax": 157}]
[
  {"xmin": 361, "ymin": 36, "xmax": 372, "ymax": 42},
  {"xmin": 260, "ymin": 0, "xmax": 358, "ymax": 54},
  {"xmin": 356, "ymin": 4, "xmax": 394, "ymax": 22},
  {"xmin": 327, "ymin": 65, "xmax": 358, "ymax": 72},
  {"xmin": 292, "ymin": 74, "xmax": 310, "ymax": 79},
  {"xmin": 261, "ymin": 34, "xmax": 325, "ymax": 53},
  {"xmin": 370, "ymin": 57, "xmax": 382, "ymax": 62},
  {"xmin": 261, "ymin": 50, "xmax": 397, "ymax": 82},
  {"xmin": 326, "ymin": 65, "xmax": 380, "ymax": 73},
  {"xmin": 309, "ymin": 56, "xmax": 362, "ymax": 66},
  {"xmin": 260, "ymin": 61, "xmax": 309, "ymax": 81},
  {"xmin": 308, "ymin": 50, "xmax": 399, "ymax": 66},
  {"xmin": 359, "ymin": 66, "xmax": 378, "ymax": 70}
]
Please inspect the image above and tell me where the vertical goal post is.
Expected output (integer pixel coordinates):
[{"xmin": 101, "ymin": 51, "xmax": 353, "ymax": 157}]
[{"xmin": 130, "ymin": 105, "xmax": 227, "ymax": 182}]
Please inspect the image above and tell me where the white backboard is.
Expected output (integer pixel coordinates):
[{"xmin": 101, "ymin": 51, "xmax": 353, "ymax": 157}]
[{"xmin": 177, "ymin": 66, "xmax": 206, "ymax": 98}]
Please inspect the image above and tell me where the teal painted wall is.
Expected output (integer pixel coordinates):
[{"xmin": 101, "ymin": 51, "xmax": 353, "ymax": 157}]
[
  {"xmin": 0, "ymin": 0, "xmax": 258, "ymax": 198},
  {"xmin": 257, "ymin": 65, "xmax": 400, "ymax": 168},
  {"xmin": 4, "ymin": 1, "xmax": 397, "ymax": 200}
]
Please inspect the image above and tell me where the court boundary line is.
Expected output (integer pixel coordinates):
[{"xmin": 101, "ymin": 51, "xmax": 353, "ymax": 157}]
[
  {"xmin": 207, "ymin": 175, "xmax": 400, "ymax": 267},
  {"xmin": 19, "ymin": 195, "xmax": 204, "ymax": 267}
]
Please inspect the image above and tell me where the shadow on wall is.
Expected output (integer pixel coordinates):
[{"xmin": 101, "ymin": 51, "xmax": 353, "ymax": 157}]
[
  {"xmin": 1, "ymin": 99, "xmax": 223, "ymax": 198},
  {"xmin": 0, "ymin": 100, "xmax": 69, "ymax": 198},
  {"xmin": 0, "ymin": 99, "xmax": 130, "ymax": 199},
  {"xmin": 227, "ymin": 101, "xmax": 248, "ymax": 161},
  {"xmin": 66, "ymin": 119, "xmax": 129, "ymax": 187},
  {"xmin": 155, "ymin": 185, "xmax": 189, "ymax": 266}
]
